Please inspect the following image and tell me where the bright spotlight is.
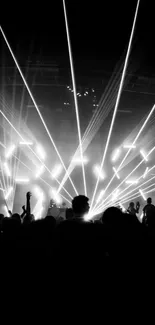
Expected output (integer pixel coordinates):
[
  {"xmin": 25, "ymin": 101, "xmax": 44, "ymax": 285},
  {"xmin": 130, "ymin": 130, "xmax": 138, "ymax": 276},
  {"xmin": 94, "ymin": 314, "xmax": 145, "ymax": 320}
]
[
  {"xmin": 35, "ymin": 165, "xmax": 45, "ymax": 178},
  {"xmin": 50, "ymin": 188, "xmax": 62, "ymax": 205},
  {"xmin": 33, "ymin": 185, "xmax": 45, "ymax": 201},
  {"xmin": 123, "ymin": 144, "xmax": 136, "ymax": 149},
  {"xmin": 93, "ymin": 165, "xmax": 105, "ymax": 180},
  {"xmin": 3, "ymin": 205, "xmax": 9, "ymax": 217},
  {"xmin": 119, "ymin": 202, "xmax": 126, "ymax": 212},
  {"xmin": 35, "ymin": 144, "xmax": 46, "ymax": 161},
  {"xmin": 143, "ymin": 167, "xmax": 149, "ymax": 179},
  {"xmin": 96, "ymin": 190, "xmax": 105, "ymax": 204},
  {"xmin": 19, "ymin": 141, "xmax": 33, "ymax": 145},
  {"xmin": 0, "ymin": 187, "xmax": 5, "ymax": 192},
  {"xmin": 5, "ymin": 186, "xmax": 13, "ymax": 200},
  {"xmin": 139, "ymin": 189, "xmax": 146, "ymax": 201},
  {"xmin": 140, "ymin": 149, "xmax": 148, "ymax": 162},
  {"xmin": 51, "ymin": 164, "xmax": 63, "ymax": 179},
  {"xmin": 5, "ymin": 144, "xmax": 16, "ymax": 159},
  {"xmin": 15, "ymin": 178, "xmax": 30, "ymax": 183},
  {"xmin": 83, "ymin": 211, "xmax": 94, "ymax": 222},
  {"xmin": 3, "ymin": 162, "xmax": 11, "ymax": 177},
  {"xmin": 111, "ymin": 148, "xmax": 121, "ymax": 163},
  {"xmin": 72, "ymin": 156, "xmax": 88, "ymax": 165},
  {"xmin": 112, "ymin": 167, "xmax": 120, "ymax": 179},
  {"xmin": 125, "ymin": 180, "xmax": 138, "ymax": 185}
]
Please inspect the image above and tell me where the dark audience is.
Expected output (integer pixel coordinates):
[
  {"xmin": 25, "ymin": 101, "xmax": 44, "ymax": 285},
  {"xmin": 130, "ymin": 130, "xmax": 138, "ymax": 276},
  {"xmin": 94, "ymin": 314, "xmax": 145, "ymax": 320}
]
[{"xmin": 1, "ymin": 191, "xmax": 155, "ymax": 260}]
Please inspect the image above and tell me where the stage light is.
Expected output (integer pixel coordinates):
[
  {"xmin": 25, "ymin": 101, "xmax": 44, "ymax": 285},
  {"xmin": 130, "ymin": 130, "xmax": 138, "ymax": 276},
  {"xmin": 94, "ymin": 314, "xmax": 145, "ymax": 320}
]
[
  {"xmin": 35, "ymin": 165, "xmax": 45, "ymax": 178},
  {"xmin": 93, "ymin": 164, "xmax": 105, "ymax": 180},
  {"xmin": 143, "ymin": 167, "xmax": 149, "ymax": 179},
  {"xmin": 15, "ymin": 178, "xmax": 30, "ymax": 183},
  {"xmin": 83, "ymin": 211, "xmax": 94, "ymax": 222},
  {"xmin": 5, "ymin": 144, "xmax": 16, "ymax": 159},
  {"xmin": 111, "ymin": 148, "xmax": 121, "ymax": 162},
  {"xmin": 3, "ymin": 162, "xmax": 11, "ymax": 177},
  {"xmin": 139, "ymin": 189, "xmax": 146, "ymax": 201},
  {"xmin": 50, "ymin": 188, "xmax": 62, "ymax": 205},
  {"xmin": 119, "ymin": 202, "xmax": 126, "ymax": 212},
  {"xmin": 19, "ymin": 141, "xmax": 33, "ymax": 145},
  {"xmin": 5, "ymin": 186, "xmax": 13, "ymax": 200},
  {"xmin": 35, "ymin": 144, "xmax": 46, "ymax": 161},
  {"xmin": 125, "ymin": 180, "xmax": 138, "ymax": 185},
  {"xmin": 3, "ymin": 205, "xmax": 9, "ymax": 217},
  {"xmin": 96, "ymin": 190, "xmax": 105, "ymax": 204},
  {"xmin": 123, "ymin": 144, "xmax": 136, "ymax": 149},
  {"xmin": 113, "ymin": 167, "xmax": 120, "ymax": 179},
  {"xmin": 140, "ymin": 149, "xmax": 148, "ymax": 162},
  {"xmin": 72, "ymin": 156, "xmax": 88, "ymax": 165},
  {"xmin": 51, "ymin": 164, "xmax": 63, "ymax": 179}
]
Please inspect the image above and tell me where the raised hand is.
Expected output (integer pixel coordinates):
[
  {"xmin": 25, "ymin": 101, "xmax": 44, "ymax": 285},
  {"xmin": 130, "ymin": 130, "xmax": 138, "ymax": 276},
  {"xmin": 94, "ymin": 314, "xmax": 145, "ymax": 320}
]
[{"xmin": 26, "ymin": 192, "xmax": 32, "ymax": 200}]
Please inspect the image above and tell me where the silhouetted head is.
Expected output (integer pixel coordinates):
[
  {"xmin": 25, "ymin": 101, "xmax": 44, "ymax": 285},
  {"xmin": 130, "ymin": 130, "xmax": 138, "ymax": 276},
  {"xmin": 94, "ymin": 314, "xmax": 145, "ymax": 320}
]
[
  {"xmin": 66, "ymin": 208, "xmax": 74, "ymax": 220},
  {"xmin": 101, "ymin": 206, "xmax": 123, "ymax": 226},
  {"xmin": 147, "ymin": 197, "xmax": 152, "ymax": 204},
  {"xmin": 12, "ymin": 213, "xmax": 21, "ymax": 221},
  {"xmin": 72, "ymin": 195, "xmax": 90, "ymax": 217},
  {"xmin": 129, "ymin": 202, "xmax": 134, "ymax": 208}
]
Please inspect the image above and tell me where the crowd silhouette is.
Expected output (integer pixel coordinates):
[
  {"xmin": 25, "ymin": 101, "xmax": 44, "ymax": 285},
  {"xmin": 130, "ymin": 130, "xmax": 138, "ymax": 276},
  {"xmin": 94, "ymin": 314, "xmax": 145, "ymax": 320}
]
[{"xmin": 0, "ymin": 191, "xmax": 155, "ymax": 260}]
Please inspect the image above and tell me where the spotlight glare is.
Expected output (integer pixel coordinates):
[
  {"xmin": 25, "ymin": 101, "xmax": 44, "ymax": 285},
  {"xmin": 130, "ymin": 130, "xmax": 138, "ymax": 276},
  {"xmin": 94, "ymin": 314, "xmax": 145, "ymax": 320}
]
[
  {"xmin": 112, "ymin": 167, "xmax": 120, "ymax": 179},
  {"xmin": 15, "ymin": 178, "xmax": 30, "ymax": 183},
  {"xmin": 96, "ymin": 190, "xmax": 105, "ymax": 204},
  {"xmin": 5, "ymin": 186, "xmax": 13, "ymax": 200},
  {"xmin": 50, "ymin": 188, "xmax": 62, "ymax": 205},
  {"xmin": 139, "ymin": 189, "xmax": 146, "ymax": 201},
  {"xmin": 143, "ymin": 167, "xmax": 149, "ymax": 179},
  {"xmin": 93, "ymin": 164, "xmax": 105, "ymax": 180},
  {"xmin": 35, "ymin": 165, "xmax": 45, "ymax": 178},
  {"xmin": 19, "ymin": 141, "xmax": 33, "ymax": 145},
  {"xmin": 51, "ymin": 164, "xmax": 63, "ymax": 179},
  {"xmin": 112, "ymin": 189, "xmax": 120, "ymax": 202},
  {"xmin": 4, "ymin": 162, "xmax": 11, "ymax": 177},
  {"xmin": 5, "ymin": 144, "xmax": 16, "ymax": 159},
  {"xmin": 123, "ymin": 144, "xmax": 136, "ymax": 149},
  {"xmin": 35, "ymin": 144, "xmax": 46, "ymax": 161},
  {"xmin": 72, "ymin": 156, "xmax": 88, "ymax": 165},
  {"xmin": 140, "ymin": 149, "xmax": 148, "ymax": 162},
  {"xmin": 111, "ymin": 148, "xmax": 122, "ymax": 162},
  {"xmin": 125, "ymin": 180, "xmax": 138, "ymax": 185}
]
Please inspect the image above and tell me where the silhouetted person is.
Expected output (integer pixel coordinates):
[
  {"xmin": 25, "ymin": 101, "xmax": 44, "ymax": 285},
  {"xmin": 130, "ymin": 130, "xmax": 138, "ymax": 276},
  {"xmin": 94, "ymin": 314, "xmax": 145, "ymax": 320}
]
[
  {"xmin": 143, "ymin": 197, "xmax": 155, "ymax": 227},
  {"xmin": 127, "ymin": 201, "xmax": 140, "ymax": 217}
]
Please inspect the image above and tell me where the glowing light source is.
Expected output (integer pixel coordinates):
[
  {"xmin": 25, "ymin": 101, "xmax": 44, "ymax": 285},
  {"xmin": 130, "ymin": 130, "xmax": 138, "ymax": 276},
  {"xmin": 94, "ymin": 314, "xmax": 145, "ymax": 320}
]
[
  {"xmin": 139, "ymin": 189, "xmax": 146, "ymax": 201},
  {"xmin": 35, "ymin": 165, "xmax": 45, "ymax": 178},
  {"xmin": 112, "ymin": 167, "xmax": 120, "ymax": 179},
  {"xmin": 93, "ymin": 164, "xmax": 105, "ymax": 180},
  {"xmin": 143, "ymin": 167, "xmax": 149, "ymax": 179},
  {"xmin": 96, "ymin": 190, "xmax": 105, "ymax": 204},
  {"xmin": 19, "ymin": 141, "xmax": 33, "ymax": 145},
  {"xmin": 5, "ymin": 144, "xmax": 16, "ymax": 159},
  {"xmin": 0, "ymin": 187, "xmax": 5, "ymax": 192},
  {"xmin": 3, "ymin": 162, "xmax": 11, "ymax": 177},
  {"xmin": 125, "ymin": 180, "xmax": 138, "ymax": 185},
  {"xmin": 51, "ymin": 164, "xmax": 63, "ymax": 179},
  {"xmin": 123, "ymin": 144, "xmax": 136, "ymax": 149},
  {"xmin": 72, "ymin": 156, "xmax": 88, "ymax": 165},
  {"xmin": 111, "ymin": 148, "xmax": 122, "ymax": 162},
  {"xmin": 140, "ymin": 149, "xmax": 148, "ymax": 162},
  {"xmin": 50, "ymin": 188, "xmax": 62, "ymax": 205},
  {"xmin": 5, "ymin": 186, "xmax": 13, "ymax": 200},
  {"xmin": 15, "ymin": 178, "xmax": 30, "ymax": 183},
  {"xmin": 35, "ymin": 144, "xmax": 46, "ymax": 161},
  {"xmin": 119, "ymin": 202, "xmax": 126, "ymax": 212}
]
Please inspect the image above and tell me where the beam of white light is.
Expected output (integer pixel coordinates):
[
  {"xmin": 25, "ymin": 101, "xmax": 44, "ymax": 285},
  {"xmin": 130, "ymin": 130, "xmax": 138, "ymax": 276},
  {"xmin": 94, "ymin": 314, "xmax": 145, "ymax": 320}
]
[
  {"xmin": 5, "ymin": 186, "xmax": 13, "ymax": 200},
  {"xmin": 0, "ymin": 110, "xmax": 73, "ymax": 200},
  {"xmin": 93, "ymin": 164, "xmax": 105, "ymax": 180},
  {"xmin": 113, "ymin": 167, "xmax": 120, "ymax": 179},
  {"xmin": 112, "ymin": 189, "xmax": 120, "ymax": 202},
  {"xmin": 51, "ymin": 164, "xmax": 63, "ymax": 179},
  {"xmin": 111, "ymin": 148, "xmax": 122, "ymax": 163},
  {"xmin": 96, "ymin": 190, "xmax": 105, "ymax": 204},
  {"xmin": 139, "ymin": 189, "xmax": 146, "ymax": 201},
  {"xmin": 50, "ymin": 188, "xmax": 62, "ymax": 205},
  {"xmin": 95, "ymin": 144, "xmax": 155, "ymax": 213},
  {"xmin": 94, "ymin": 102, "xmax": 155, "ymax": 211},
  {"xmin": 5, "ymin": 144, "xmax": 16, "ymax": 159},
  {"xmin": 125, "ymin": 180, "xmax": 138, "ymax": 185},
  {"xmin": 90, "ymin": 0, "xmax": 140, "ymax": 210},
  {"xmin": 119, "ymin": 203, "xmax": 126, "ymax": 212},
  {"xmin": 72, "ymin": 156, "xmax": 88, "ymax": 165},
  {"xmin": 0, "ymin": 187, "xmax": 5, "ymax": 192},
  {"xmin": 143, "ymin": 167, "xmax": 149, "ymax": 179},
  {"xmin": 0, "ymin": 26, "xmax": 78, "ymax": 196},
  {"xmin": 35, "ymin": 144, "xmax": 46, "ymax": 161},
  {"xmin": 123, "ymin": 144, "xmax": 136, "ymax": 149},
  {"xmin": 63, "ymin": 0, "xmax": 87, "ymax": 196},
  {"xmin": 3, "ymin": 162, "xmax": 11, "ymax": 177},
  {"xmin": 35, "ymin": 165, "xmax": 45, "ymax": 178},
  {"xmin": 15, "ymin": 178, "xmax": 30, "ymax": 183},
  {"xmin": 19, "ymin": 141, "xmax": 33, "ymax": 145},
  {"xmin": 140, "ymin": 149, "xmax": 148, "ymax": 162}
]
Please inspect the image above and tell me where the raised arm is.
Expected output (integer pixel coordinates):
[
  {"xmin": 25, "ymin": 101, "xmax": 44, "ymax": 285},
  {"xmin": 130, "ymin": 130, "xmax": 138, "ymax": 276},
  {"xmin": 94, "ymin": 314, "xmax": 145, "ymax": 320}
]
[{"xmin": 26, "ymin": 192, "xmax": 32, "ymax": 216}]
